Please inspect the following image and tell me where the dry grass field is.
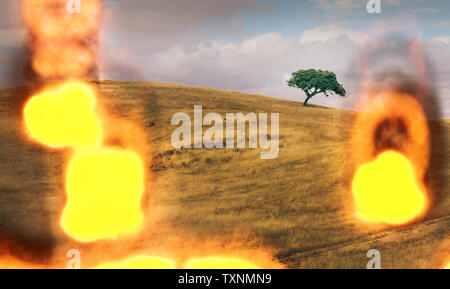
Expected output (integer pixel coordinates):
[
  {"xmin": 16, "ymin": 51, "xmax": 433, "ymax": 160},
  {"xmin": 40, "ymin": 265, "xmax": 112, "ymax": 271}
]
[{"xmin": 0, "ymin": 80, "xmax": 448, "ymax": 268}]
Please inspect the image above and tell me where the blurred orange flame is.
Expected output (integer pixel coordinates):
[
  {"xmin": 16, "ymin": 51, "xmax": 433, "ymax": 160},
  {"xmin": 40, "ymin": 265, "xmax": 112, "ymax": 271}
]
[
  {"xmin": 94, "ymin": 256, "xmax": 175, "ymax": 269},
  {"xmin": 32, "ymin": 41, "xmax": 95, "ymax": 79},
  {"xmin": 22, "ymin": 0, "xmax": 100, "ymax": 79},
  {"xmin": 185, "ymin": 257, "xmax": 261, "ymax": 269},
  {"xmin": 22, "ymin": 0, "xmax": 101, "ymax": 39}
]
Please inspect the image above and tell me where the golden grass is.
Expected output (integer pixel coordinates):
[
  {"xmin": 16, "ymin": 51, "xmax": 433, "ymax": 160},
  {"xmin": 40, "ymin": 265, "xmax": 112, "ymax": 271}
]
[{"xmin": 0, "ymin": 80, "xmax": 448, "ymax": 268}]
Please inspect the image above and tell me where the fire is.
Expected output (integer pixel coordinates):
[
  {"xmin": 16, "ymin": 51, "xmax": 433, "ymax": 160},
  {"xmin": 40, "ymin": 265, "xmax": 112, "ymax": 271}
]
[
  {"xmin": 352, "ymin": 151, "xmax": 427, "ymax": 224},
  {"xmin": 22, "ymin": 0, "xmax": 100, "ymax": 79},
  {"xmin": 94, "ymin": 255, "xmax": 262, "ymax": 269},
  {"xmin": 20, "ymin": 0, "xmax": 148, "ymax": 256},
  {"xmin": 17, "ymin": 0, "xmax": 159, "ymax": 268},
  {"xmin": 95, "ymin": 256, "xmax": 175, "ymax": 269},
  {"xmin": 32, "ymin": 41, "xmax": 95, "ymax": 79},
  {"xmin": 351, "ymin": 92, "xmax": 430, "ymax": 225},
  {"xmin": 185, "ymin": 257, "xmax": 261, "ymax": 269},
  {"xmin": 24, "ymin": 82, "xmax": 102, "ymax": 149},
  {"xmin": 352, "ymin": 92, "xmax": 430, "ymax": 178},
  {"xmin": 24, "ymin": 82, "xmax": 146, "ymax": 243},
  {"xmin": 61, "ymin": 148, "xmax": 145, "ymax": 242},
  {"xmin": 22, "ymin": 0, "xmax": 101, "ymax": 39},
  {"xmin": 0, "ymin": 256, "xmax": 46, "ymax": 269}
]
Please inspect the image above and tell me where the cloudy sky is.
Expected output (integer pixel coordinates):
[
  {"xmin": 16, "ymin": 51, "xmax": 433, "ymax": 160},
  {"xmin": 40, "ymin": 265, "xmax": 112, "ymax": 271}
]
[{"xmin": 1, "ymin": 0, "xmax": 450, "ymax": 117}]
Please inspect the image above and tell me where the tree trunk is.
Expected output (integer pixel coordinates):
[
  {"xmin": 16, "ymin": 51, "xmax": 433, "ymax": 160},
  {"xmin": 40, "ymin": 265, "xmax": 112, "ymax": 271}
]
[{"xmin": 304, "ymin": 96, "xmax": 312, "ymax": 106}]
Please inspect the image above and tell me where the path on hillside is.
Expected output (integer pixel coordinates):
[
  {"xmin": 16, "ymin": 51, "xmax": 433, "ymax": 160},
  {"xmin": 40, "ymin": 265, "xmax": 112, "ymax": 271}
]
[{"xmin": 283, "ymin": 215, "xmax": 450, "ymax": 259}]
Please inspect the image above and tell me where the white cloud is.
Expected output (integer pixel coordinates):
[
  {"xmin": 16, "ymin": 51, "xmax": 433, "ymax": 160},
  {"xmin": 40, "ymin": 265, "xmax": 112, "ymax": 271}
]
[
  {"xmin": 432, "ymin": 35, "xmax": 450, "ymax": 45},
  {"xmin": 299, "ymin": 24, "xmax": 366, "ymax": 43}
]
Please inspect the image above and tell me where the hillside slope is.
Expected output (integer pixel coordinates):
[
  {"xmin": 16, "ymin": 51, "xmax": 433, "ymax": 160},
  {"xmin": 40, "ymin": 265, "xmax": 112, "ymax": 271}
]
[{"xmin": 0, "ymin": 80, "xmax": 448, "ymax": 268}]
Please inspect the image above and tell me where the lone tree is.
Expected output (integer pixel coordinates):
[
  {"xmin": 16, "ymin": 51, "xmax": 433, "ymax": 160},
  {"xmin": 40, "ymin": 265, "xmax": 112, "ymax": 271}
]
[{"xmin": 287, "ymin": 69, "xmax": 346, "ymax": 106}]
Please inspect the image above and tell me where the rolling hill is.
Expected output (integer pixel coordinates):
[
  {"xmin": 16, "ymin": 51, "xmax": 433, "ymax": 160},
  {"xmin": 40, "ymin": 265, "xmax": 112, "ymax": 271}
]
[{"xmin": 0, "ymin": 80, "xmax": 448, "ymax": 268}]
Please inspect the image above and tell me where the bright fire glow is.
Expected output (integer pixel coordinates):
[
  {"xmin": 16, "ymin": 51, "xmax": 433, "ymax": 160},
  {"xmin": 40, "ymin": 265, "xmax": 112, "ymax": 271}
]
[
  {"xmin": 61, "ymin": 148, "xmax": 144, "ymax": 242},
  {"xmin": 352, "ymin": 150, "xmax": 427, "ymax": 224},
  {"xmin": 185, "ymin": 257, "xmax": 260, "ymax": 269},
  {"xmin": 95, "ymin": 256, "xmax": 175, "ymax": 269},
  {"xmin": 0, "ymin": 256, "xmax": 45, "ymax": 269},
  {"xmin": 24, "ymin": 82, "xmax": 102, "ymax": 149},
  {"xmin": 444, "ymin": 263, "xmax": 450, "ymax": 269}
]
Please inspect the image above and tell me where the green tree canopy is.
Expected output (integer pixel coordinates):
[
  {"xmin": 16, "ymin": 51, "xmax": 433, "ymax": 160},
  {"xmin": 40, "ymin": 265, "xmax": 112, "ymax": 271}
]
[{"xmin": 287, "ymin": 69, "xmax": 346, "ymax": 106}]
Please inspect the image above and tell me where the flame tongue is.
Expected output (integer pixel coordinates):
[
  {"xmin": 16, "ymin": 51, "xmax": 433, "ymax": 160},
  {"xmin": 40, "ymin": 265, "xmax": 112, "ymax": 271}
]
[
  {"xmin": 22, "ymin": 0, "xmax": 101, "ymax": 80},
  {"xmin": 95, "ymin": 256, "xmax": 175, "ymax": 269},
  {"xmin": 352, "ymin": 150, "xmax": 427, "ymax": 224},
  {"xmin": 22, "ymin": 0, "xmax": 101, "ymax": 39}
]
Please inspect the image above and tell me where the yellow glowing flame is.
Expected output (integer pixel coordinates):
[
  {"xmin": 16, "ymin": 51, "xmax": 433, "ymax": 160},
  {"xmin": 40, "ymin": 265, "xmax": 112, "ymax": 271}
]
[
  {"xmin": 185, "ymin": 257, "xmax": 260, "ymax": 269},
  {"xmin": 24, "ymin": 82, "xmax": 102, "ymax": 149},
  {"xmin": 95, "ymin": 256, "xmax": 175, "ymax": 269},
  {"xmin": 61, "ymin": 148, "xmax": 144, "ymax": 242},
  {"xmin": 444, "ymin": 263, "xmax": 450, "ymax": 269},
  {"xmin": 352, "ymin": 150, "xmax": 427, "ymax": 224}
]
